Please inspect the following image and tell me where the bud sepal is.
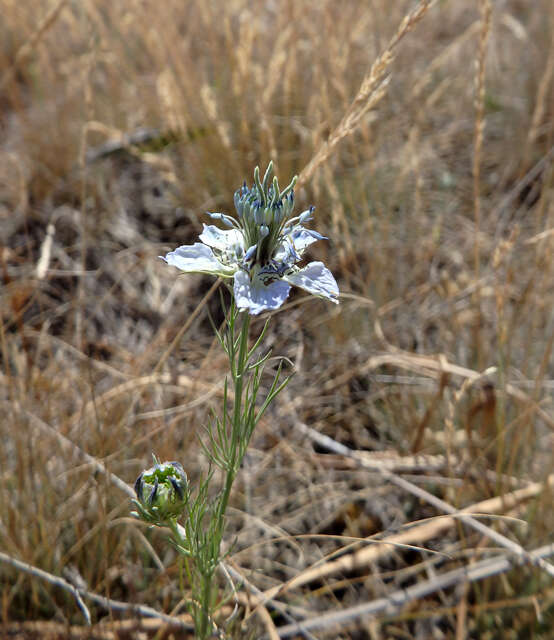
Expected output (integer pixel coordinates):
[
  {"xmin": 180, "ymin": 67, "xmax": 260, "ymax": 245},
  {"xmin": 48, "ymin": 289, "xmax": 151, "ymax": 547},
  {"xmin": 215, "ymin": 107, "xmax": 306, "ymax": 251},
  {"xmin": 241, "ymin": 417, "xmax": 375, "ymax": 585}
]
[{"xmin": 132, "ymin": 460, "xmax": 188, "ymax": 525}]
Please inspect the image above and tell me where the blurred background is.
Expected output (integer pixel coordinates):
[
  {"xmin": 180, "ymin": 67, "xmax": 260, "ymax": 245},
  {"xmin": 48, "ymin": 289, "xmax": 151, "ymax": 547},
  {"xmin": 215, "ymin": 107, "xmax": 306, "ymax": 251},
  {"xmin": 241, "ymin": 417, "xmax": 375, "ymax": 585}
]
[{"xmin": 0, "ymin": 1, "xmax": 552, "ymax": 637}]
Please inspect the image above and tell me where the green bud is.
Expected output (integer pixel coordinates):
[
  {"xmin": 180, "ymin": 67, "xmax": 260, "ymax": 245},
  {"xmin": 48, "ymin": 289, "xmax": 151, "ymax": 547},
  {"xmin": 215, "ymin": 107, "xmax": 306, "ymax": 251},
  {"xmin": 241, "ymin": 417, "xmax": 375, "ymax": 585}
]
[{"xmin": 132, "ymin": 461, "xmax": 188, "ymax": 525}]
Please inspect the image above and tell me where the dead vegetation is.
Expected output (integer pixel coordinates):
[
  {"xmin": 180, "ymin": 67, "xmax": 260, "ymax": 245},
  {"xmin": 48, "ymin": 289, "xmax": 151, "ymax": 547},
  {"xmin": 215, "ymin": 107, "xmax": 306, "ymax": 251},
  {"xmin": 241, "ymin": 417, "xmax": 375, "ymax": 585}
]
[{"xmin": 0, "ymin": 0, "xmax": 553, "ymax": 638}]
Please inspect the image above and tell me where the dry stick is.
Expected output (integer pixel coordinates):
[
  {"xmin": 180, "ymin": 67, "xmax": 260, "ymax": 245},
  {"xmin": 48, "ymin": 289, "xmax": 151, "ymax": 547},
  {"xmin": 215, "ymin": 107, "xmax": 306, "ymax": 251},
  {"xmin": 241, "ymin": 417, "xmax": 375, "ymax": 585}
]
[
  {"xmin": 297, "ymin": 422, "xmax": 554, "ymax": 579},
  {"xmin": 3, "ymin": 618, "xmax": 187, "ymax": 640},
  {"xmin": 250, "ymin": 434, "xmax": 553, "ymax": 606},
  {"xmin": 270, "ymin": 543, "xmax": 554, "ymax": 639},
  {"xmin": 0, "ymin": 551, "xmax": 90, "ymax": 624},
  {"xmin": 0, "ymin": 550, "xmax": 191, "ymax": 631},
  {"xmin": 84, "ymin": 127, "xmax": 164, "ymax": 164},
  {"xmin": 296, "ymin": 0, "xmax": 433, "ymax": 190}
]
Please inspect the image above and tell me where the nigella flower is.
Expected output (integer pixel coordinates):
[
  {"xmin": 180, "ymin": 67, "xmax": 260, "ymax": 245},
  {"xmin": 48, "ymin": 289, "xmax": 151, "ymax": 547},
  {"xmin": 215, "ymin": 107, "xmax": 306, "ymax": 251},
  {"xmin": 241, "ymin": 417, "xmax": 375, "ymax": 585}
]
[{"xmin": 161, "ymin": 162, "xmax": 339, "ymax": 315}]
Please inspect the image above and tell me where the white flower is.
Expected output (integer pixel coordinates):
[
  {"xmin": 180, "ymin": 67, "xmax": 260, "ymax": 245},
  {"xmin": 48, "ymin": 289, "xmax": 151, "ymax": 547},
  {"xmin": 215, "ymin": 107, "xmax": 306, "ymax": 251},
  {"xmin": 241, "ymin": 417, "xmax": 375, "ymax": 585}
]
[{"xmin": 161, "ymin": 163, "xmax": 339, "ymax": 315}]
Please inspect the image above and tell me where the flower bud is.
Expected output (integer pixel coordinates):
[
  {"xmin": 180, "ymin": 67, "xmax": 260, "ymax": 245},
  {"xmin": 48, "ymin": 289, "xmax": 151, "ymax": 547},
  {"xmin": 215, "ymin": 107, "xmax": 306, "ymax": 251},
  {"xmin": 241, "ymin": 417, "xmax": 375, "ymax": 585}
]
[
  {"xmin": 253, "ymin": 202, "xmax": 264, "ymax": 226},
  {"xmin": 132, "ymin": 461, "xmax": 188, "ymax": 525}
]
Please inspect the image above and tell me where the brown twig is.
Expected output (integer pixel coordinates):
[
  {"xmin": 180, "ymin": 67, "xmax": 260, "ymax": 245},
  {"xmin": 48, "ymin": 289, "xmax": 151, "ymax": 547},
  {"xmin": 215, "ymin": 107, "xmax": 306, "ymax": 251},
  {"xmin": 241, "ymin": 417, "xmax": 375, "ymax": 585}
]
[{"xmin": 270, "ymin": 543, "xmax": 554, "ymax": 639}]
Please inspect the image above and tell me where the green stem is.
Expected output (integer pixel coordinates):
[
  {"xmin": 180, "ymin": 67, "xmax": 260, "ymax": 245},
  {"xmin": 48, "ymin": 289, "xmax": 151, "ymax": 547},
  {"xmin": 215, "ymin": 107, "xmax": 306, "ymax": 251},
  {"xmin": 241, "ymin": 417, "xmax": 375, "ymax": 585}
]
[
  {"xmin": 181, "ymin": 305, "xmax": 250, "ymax": 639},
  {"xmin": 170, "ymin": 303, "xmax": 275, "ymax": 639},
  {"xmin": 219, "ymin": 304, "xmax": 250, "ymax": 520},
  {"xmin": 169, "ymin": 519, "xmax": 212, "ymax": 639},
  {"xmin": 198, "ymin": 573, "xmax": 212, "ymax": 639}
]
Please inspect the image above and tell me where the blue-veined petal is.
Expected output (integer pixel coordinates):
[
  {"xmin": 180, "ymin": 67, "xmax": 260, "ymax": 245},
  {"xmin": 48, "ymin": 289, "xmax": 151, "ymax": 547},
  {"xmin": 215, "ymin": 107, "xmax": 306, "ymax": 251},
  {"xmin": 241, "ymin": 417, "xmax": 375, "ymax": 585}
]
[
  {"xmin": 289, "ymin": 226, "xmax": 327, "ymax": 253},
  {"xmin": 284, "ymin": 261, "xmax": 339, "ymax": 303},
  {"xmin": 199, "ymin": 225, "xmax": 244, "ymax": 251},
  {"xmin": 233, "ymin": 270, "xmax": 291, "ymax": 315},
  {"xmin": 273, "ymin": 238, "xmax": 299, "ymax": 265},
  {"xmin": 161, "ymin": 243, "xmax": 235, "ymax": 276}
]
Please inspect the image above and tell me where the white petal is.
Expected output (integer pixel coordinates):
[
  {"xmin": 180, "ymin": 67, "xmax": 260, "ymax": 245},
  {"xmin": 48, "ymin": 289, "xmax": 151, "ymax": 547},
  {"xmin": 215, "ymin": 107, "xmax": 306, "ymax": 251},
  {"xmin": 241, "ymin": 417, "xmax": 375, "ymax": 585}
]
[
  {"xmin": 273, "ymin": 239, "xmax": 298, "ymax": 265},
  {"xmin": 284, "ymin": 261, "xmax": 339, "ymax": 303},
  {"xmin": 199, "ymin": 225, "xmax": 244, "ymax": 250},
  {"xmin": 289, "ymin": 226, "xmax": 326, "ymax": 252},
  {"xmin": 233, "ymin": 270, "xmax": 291, "ymax": 315},
  {"xmin": 161, "ymin": 243, "xmax": 234, "ymax": 276}
]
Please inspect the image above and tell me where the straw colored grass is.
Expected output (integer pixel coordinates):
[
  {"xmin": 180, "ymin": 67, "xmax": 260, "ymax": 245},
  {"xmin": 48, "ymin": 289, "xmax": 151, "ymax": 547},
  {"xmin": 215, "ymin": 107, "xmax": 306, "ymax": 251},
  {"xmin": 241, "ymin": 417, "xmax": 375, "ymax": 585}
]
[{"xmin": 1, "ymin": 0, "xmax": 553, "ymax": 638}]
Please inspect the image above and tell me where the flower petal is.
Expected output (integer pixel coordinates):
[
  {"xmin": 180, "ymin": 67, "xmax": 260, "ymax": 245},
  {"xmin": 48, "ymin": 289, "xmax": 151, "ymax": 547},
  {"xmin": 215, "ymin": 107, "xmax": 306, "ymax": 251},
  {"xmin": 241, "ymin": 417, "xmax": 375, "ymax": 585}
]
[
  {"xmin": 289, "ymin": 226, "xmax": 326, "ymax": 252},
  {"xmin": 161, "ymin": 243, "xmax": 234, "ymax": 276},
  {"xmin": 284, "ymin": 261, "xmax": 339, "ymax": 303},
  {"xmin": 273, "ymin": 239, "xmax": 299, "ymax": 266},
  {"xmin": 234, "ymin": 270, "xmax": 291, "ymax": 315},
  {"xmin": 199, "ymin": 225, "xmax": 243, "ymax": 250}
]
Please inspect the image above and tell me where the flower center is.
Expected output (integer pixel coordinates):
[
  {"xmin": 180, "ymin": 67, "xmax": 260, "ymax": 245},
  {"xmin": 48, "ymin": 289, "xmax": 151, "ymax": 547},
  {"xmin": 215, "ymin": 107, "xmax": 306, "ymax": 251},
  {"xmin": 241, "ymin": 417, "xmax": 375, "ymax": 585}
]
[{"xmin": 233, "ymin": 162, "xmax": 297, "ymax": 273}]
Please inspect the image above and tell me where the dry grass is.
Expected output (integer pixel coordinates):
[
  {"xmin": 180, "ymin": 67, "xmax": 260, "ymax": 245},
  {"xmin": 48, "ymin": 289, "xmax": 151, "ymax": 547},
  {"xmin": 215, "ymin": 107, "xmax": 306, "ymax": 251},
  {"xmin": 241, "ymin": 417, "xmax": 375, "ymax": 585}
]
[{"xmin": 1, "ymin": 0, "xmax": 553, "ymax": 638}]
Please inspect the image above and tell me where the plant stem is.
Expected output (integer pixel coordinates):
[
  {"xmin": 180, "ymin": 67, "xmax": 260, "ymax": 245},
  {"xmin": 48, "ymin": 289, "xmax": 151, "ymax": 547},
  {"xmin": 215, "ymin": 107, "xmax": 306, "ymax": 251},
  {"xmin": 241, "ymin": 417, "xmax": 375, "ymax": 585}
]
[
  {"xmin": 218, "ymin": 305, "xmax": 250, "ymax": 520},
  {"xmin": 187, "ymin": 305, "xmax": 251, "ymax": 639},
  {"xmin": 169, "ymin": 304, "xmax": 282, "ymax": 638},
  {"xmin": 198, "ymin": 572, "xmax": 212, "ymax": 639}
]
